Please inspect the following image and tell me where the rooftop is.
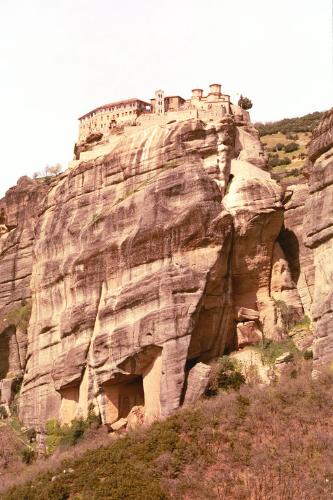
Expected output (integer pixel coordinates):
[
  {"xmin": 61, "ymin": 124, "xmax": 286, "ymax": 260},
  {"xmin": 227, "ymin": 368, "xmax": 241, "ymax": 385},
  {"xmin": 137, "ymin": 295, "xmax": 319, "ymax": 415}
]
[{"xmin": 79, "ymin": 98, "xmax": 150, "ymax": 120}]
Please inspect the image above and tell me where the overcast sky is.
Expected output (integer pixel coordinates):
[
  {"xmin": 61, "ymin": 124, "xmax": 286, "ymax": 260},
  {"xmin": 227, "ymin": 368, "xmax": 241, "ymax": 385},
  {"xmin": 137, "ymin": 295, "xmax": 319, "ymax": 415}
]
[{"xmin": 0, "ymin": 0, "xmax": 332, "ymax": 195}]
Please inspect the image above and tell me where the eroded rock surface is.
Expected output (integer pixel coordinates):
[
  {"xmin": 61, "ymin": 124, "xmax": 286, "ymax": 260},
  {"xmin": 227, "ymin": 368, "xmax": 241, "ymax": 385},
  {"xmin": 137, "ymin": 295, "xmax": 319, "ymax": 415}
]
[
  {"xmin": 282, "ymin": 184, "xmax": 315, "ymax": 318},
  {"xmin": 0, "ymin": 115, "xmax": 310, "ymax": 428},
  {"xmin": 304, "ymin": 109, "xmax": 333, "ymax": 369},
  {"xmin": 0, "ymin": 177, "xmax": 48, "ymax": 408}
]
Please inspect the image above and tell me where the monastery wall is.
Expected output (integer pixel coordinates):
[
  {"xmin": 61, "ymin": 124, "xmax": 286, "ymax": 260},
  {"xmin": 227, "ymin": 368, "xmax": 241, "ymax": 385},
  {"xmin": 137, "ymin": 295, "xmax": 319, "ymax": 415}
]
[{"xmin": 137, "ymin": 109, "xmax": 197, "ymax": 127}]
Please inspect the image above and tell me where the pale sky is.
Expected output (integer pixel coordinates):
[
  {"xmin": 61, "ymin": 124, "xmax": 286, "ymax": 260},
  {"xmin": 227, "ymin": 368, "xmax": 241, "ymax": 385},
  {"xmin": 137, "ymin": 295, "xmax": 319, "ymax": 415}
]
[{"xmin": 0, "ymin": 0, "xmax": 332, "ymax": 196}]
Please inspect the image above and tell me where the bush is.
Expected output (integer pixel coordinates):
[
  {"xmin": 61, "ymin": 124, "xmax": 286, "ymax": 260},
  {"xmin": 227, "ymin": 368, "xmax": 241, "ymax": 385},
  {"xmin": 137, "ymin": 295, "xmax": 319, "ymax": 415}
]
[
  {"xmin": 0, "ymin": 406, "xmax": 8, "ymax": 419},
  {"xmin": 21, "ymin": 448, "xmax": 35, "ymax": 465},
  {"xmin": 286, "ymin": 133, "xmax": 299, "ymax": 140},
  {"xmin": 279, "ymin": 156, "xmax": 291, "ymax": 165},
  {"xmin": 273, "ymin": 298, "xmax": 298, "ymax": 331},
  {"xmin": 86, "ymin": 403, "xmax": 102, "ymax": 428},
  {"xmin": 254, "ymin": 338, "xmax": 300, "ymax": 366},
  {"xmin": 46, "ymin": 411, "xmax": 101, "ymax": 454},
  {"xmin": 293, "ymin": 315, "xmax": 311, "ymax": 330},
  {"xmin": 6, "ymin": 372, "xmax": 333, "ymax": 500},
  {"xmin": 238, "ymin": 95, "xmax": 253, "ymax": 110},
  {"xmin": 26, "ymin": 428, "xmax": 36, "ymax": 443},
  {"xmin": 6, "ymin": 301, "xmax": 32, "ymax": 331},
  {"xmin": 60, "ymin": 418, "xmax": 87, "ymax": 448},
  {"xmin": 206, "ymin": 356, "xmax": 245, "ymax": 396},
  {"xmin": 268, "ymin": 154, "xmax": 291, "ymax": 168},
  {"xmin": 284, "ymin": 142, "xmax": 299, "ymax": 153},
  {"xmin": 45, "ymin": 418, "xmax": 63, "ymax": 454},
  {"xmin": 275, "ymin": 142, "xmax": 285, "ymax": 151}
]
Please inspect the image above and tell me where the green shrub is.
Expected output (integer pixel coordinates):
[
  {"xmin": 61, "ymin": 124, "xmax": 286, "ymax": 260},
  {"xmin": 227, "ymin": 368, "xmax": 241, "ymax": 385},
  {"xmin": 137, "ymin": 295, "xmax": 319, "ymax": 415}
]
[
  {"xmin": 0, "ymin": 405, "xmax": 8, "ymax": 419},
  {"xmin": 292, "ymin": 315, "xmax": 311, "ymax": 331},
  {"xmin": 87, "ymin": 403, "xmax": 102, "ymax": 428},
  {"xmin": 6, "ymin": 301, "xmax": 32, "ymax": 331},
  {"xmin": 46, "ymin": 411, "xmax": 101, "ymax": 454},
  {"xmin": 268, "ymin": 154, "xmax": 280, "ymax": 168},
  {"xmin": 236, "ymin": 394, "xmax": 250, "ymax": 420},
  {"xmin": 60, "ymin": 418, "xmax": 87, "ymax": 447},
  {"xmin": 21, "ymin": 448, "xmax": 35, "ymax": 464},
  {"xmin": 286, "ymin": 133, "xmax": 299, "ymax": 140},
  {"xmin": 46, "ymin": 418, "xmax": 63, "ymax": 454},
  {"xmin": 255, "ymin": 111, "xmax": 324, "ymax": 136},
  {"xmin": 26, "ymin": 428, "xmax": 36, "ymax": 443},
  {"xmin": 284, "ymin": 142, "xmax": 299, "ymax": 153},
  {"xmin": 6, "ymin": 372, "xmax": 333, "ymax": 500},
  {"xmin": 279, "ymin": 156, "xmax": 291, "ymax": 166},
  {"xmin": 254, "ymin": 338, "xmax": 300, "ymax": 366},
  {"xmin": 268, "ymin": 154, "xmax": 291, "ymax": 168},
  {"xmin": 272, "ymin": 298, "xmax": 297, "ymax": 331},
  {"xmin": 206, "ymin": 356, "xmax": 245, "ymax": 396},
  {"xmin": 238, "ymin": 95, "xmax": 253, "ymax": 110}
]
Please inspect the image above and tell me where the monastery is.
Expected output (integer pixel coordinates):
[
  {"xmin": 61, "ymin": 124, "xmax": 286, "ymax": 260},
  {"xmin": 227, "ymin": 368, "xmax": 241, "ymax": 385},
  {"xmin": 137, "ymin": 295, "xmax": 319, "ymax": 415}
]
[{"xmin": 78, "ymin": 83, "xmax": 250, "ymax": 142}]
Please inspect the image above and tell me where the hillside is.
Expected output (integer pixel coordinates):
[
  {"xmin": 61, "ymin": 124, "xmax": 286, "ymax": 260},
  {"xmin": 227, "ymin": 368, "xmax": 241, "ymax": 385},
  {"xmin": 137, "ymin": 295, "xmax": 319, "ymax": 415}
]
[
  {"xmin": 261, "ymin": 131, "xmax": 311, "ymax": 186},
  {"xmin": 254, "ymin": 111, "xmax": 325, "ymax": 187},
  {"xmin": 3, "ymin": 366, "xmax": 333, "ymax": 500},
  {"xmin": 254, "ymin": 111, "xmax": 325, "ymax": 136}
]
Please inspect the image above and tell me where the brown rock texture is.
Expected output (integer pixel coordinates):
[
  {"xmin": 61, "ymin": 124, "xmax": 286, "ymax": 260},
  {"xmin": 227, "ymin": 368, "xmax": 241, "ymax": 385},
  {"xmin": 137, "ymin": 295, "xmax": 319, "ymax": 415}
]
[
  {"xmin": 0, "ymin": 114, "xmax": 310, "ymax": 429},
  {"xmin": 0, "ymin": 177, "xmax": 48, "ymax": 407},
  {"xmin": 304, "ymin": 109, "xmax": 333, "ymax": 369},
  {"xmin": 282, "ymin": 184, "xmax": 315, "ymax": 318},
  {"xmin": 224, "ymin": 161, "xmax": 303, "ymax": 341}
]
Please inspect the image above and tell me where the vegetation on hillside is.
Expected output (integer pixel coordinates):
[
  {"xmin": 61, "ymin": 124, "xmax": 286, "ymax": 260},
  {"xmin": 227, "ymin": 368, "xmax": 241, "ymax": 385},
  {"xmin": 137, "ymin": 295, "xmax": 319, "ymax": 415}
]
[
  {"xmin": 254, "ymin": 111, "xmax": 327, "ymax": 186},
  {"xmin": 260, "ymin": 131, "xmax": 310, "ymax": 186},
  {"xmin": 3, "ymin": 361, "xmax": 333, "ymax": 500},
  {"xmin": 254, "ymin": 111, "xmax": 324, "ymax": 136}
]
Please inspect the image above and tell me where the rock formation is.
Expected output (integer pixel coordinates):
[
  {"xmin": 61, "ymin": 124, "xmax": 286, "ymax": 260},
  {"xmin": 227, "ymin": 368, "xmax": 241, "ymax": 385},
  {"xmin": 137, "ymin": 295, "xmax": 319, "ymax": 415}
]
[
  {"xmin": 0, "ymin": 177, "xmax": 48, "ymax": 413},
  {"xmin": 304, "ymin": 109, "xmax": 333, "ymax": 370},
  {"xmin": 0, "ymin": 110, "xmax": 324, "ymax": 431}
]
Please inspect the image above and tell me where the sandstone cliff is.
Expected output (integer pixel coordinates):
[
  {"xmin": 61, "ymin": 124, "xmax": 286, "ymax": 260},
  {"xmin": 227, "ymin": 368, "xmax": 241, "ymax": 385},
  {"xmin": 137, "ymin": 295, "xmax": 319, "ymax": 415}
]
[
  {"xmin": 0, "ymin": 114, "xmax": 317, "ymax": 430},
  {"xmin": 304, "ymin": 109, "xmax": 333, "ymax": 370}
]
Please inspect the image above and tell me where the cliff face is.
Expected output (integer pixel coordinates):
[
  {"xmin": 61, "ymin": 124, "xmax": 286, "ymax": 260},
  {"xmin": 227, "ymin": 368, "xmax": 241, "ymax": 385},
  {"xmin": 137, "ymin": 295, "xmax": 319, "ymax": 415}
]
[
  {"xmin": 304, "ymin": 109, "xmax": 333, "ymax": 370},
  {"xmin": 0, "ymin": 115, "xmax": 315, "ymax": 429},
  {"xmin": 0, "ymin": 177, "xmax": 48, "ymax": 407}
]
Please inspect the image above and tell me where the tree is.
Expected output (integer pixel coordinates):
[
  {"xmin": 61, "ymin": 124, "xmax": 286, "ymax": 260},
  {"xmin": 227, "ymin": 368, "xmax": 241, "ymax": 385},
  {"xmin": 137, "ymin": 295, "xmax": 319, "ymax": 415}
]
[
  {"xmin": 284, "ymin": 142, "xmax": 299, "ymax": 153},
  {"xmin": 238, "ymin": 95, "xmax": 253, "ymax": 110},
  {"xmin": 46, "ymin": 163, "xmax": 62, "ymax": 176}
]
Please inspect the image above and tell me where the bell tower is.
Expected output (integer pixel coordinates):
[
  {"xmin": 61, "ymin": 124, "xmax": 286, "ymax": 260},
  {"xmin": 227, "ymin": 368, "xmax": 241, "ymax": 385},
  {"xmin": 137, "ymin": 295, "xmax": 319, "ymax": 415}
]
[{"xmin": 155, "ymin": 89, "xmax": 165, "ymax": 115}]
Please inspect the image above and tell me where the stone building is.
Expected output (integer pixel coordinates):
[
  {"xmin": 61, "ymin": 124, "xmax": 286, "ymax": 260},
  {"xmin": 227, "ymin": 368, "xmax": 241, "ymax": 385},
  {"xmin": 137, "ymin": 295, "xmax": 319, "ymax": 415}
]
[
  {"xmin": 78, "ymin": 83, "xmax": 248, "ymax": 142},
  {"xmin": 78, "ymin": 98, "xmax": 150, "ymax": 141},
  {"xmin": 188, "ymin": 83, "xmax": 231, "ymax": 114},
  {"xmin": 150, "ymin": 91, "xmax": 186, "ymax": 114}
]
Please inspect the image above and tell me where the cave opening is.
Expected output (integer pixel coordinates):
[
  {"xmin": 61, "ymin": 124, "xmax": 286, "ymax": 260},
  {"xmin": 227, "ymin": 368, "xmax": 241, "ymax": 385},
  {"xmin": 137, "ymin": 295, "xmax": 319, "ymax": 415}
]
[
  {"xmin": 0, "ymin": 326, "xmax": 16, "ymax": 379},
  {"xmin": 278, "ymin": 227, "xmax": 301, "ymax": 285},
  {"xmin": 103, "ymin": 374, "xmax": 145, "ymax": 423}
]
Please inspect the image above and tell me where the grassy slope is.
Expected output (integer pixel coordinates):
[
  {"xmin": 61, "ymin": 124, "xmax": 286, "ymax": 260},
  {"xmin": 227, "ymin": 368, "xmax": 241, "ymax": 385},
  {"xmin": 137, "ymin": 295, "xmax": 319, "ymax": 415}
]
[
  {"xmin": 261, "ymin": 131, "xmax": 311, "ymax": 185},
  {"xmin": 3, "ymin": 367, "xmax": 333, "ymax": 500},
  {"xmin": 255, "ymin": 111, "xmax": 325, "ymax": 186}
]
